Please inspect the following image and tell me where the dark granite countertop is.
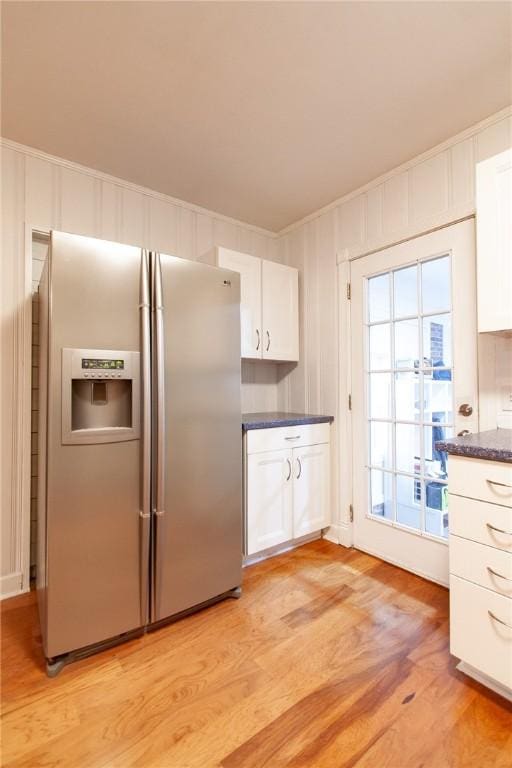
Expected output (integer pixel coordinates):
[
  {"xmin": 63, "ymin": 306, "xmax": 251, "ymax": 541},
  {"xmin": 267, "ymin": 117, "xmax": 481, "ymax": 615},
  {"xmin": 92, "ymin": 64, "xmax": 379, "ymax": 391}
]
[
  {"xmin": 242, "ymin": 412, "xmax": 334, "ymax": 431},
  {"xmin": 435, "ymin": 429, "xmax": 512, "ymax": 464}
]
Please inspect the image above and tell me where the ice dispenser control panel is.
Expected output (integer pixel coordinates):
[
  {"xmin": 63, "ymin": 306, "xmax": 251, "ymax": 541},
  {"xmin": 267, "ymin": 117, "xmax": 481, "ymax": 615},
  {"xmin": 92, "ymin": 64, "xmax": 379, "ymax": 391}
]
[{"xmin": 61, "ymin": 348, "xmax": 140, "ymax": 445}]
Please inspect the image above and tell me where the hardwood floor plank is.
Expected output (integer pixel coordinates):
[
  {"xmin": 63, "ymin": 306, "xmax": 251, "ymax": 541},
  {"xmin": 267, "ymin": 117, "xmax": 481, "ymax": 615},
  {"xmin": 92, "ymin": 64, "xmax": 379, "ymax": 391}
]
[
  {"xmin": 280, "ymin": 583, "xmax": 353, "ymax": 629},
  {"xmin": 1, "ymin": 541, "xmax": 510, "ymax": 768},
  {"xmin": 420, "ymin": 688, "xmax": 512, "ymax": 768},
  {"xmin": 349, "ymin": 667, "xmax": 481, "ymax": 767}
]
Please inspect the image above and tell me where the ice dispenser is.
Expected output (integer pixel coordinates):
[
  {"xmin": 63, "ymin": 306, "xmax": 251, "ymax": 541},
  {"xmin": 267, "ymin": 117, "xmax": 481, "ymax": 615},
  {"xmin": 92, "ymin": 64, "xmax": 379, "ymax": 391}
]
[{"xmin": 62, "ymin": 348, "xmax": 140, "ymax": 444}]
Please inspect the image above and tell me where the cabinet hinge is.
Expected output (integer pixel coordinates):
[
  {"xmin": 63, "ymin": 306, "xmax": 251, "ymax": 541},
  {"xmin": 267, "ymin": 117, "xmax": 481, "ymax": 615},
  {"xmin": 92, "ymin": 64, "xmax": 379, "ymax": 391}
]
[
  {"xmin": 346, "ymin": 282, "xmax": 351, "ymax": 300},
  {"xmin": 349, "ymin": 504, "xmax": 354, "ymax": 523},
  {"xmin": 348, "ymin": 394, "xmax": 352, "ymax": 411}
]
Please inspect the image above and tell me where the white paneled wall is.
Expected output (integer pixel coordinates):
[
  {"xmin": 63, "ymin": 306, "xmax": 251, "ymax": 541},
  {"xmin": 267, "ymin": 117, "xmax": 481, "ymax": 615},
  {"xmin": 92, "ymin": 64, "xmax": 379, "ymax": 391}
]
[
  {"xmin": 2, "ymin": 107, "xmax": 511, "ymax": 596},
  {"xmin": 277, "ymin": 109, "xmax": 512, "ymax": 545},
  {"xmin": 1, "ymin": 139, "xmax": 280, "ymax": 597}
]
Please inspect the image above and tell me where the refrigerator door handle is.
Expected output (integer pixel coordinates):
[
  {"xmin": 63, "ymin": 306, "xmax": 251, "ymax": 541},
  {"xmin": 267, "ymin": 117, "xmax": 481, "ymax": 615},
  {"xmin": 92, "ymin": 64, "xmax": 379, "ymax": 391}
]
[
  {"xmin": 154, "ymin": 251, "xmax": 166, "ymax": 519},
  {"xmin": 151, "ymin": 251, "xmax": 166, "ymax": 620},
  {"xmin": 139, "ymin": 249, "xmax": 151, "ymax": 625}
]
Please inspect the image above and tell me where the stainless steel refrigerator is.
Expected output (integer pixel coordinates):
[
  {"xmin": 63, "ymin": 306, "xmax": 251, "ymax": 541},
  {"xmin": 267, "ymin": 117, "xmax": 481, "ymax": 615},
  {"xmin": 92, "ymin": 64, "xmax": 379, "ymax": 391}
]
[{"xmin": 37, "ymin": 231, "xmax": 242, "ymax": 675}]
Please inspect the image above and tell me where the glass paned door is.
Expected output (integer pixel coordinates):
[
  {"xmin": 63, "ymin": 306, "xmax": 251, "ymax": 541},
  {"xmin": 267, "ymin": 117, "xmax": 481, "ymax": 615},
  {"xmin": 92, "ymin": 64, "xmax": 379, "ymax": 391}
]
[
  {"xmin": 350, "ymin": 220, "xmax": 478, "ymax": 585},
  {"xmin": 367, "ymin": 255, "xmax": 452, "ymax": 540}
]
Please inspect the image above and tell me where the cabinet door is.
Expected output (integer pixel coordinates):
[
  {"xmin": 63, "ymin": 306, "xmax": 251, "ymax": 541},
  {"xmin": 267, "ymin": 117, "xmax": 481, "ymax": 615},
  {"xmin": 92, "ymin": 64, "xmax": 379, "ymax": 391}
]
[
  {"xmin": 246, "ymin": 449, "xmax": 293, "ymax": 555},
  {"xmin": 476, "ymin": 149, "xmax": 512, "ymax": 333},
  {"xmin": 217, "ymin": 248, "xmax": 262, "ymax": 358},
  {"xmin": 262, "ymin": 260, "xmax": 299, "ymax": 361},
  {"xmin": 293, "ymin": 443, "xmax": 330, "ymax": 538}
]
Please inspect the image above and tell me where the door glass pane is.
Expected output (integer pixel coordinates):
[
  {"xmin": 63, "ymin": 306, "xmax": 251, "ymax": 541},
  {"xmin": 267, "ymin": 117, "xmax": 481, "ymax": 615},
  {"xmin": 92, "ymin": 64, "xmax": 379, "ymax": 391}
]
[
  {"xmin": 424, "ymin": 425, "xmax": 452, "ymax": 480},
  {"xmin": 423, "ymin": 376, "xmax": 453, "ymax": 424},
  {"xmin": 370, "ymin": 469, "xmax": 393, "ymax": 520},
  {"xmin": 368, "ymin": 273, "xmax": 390, "ymax": 323},
  {"xmin": 369, "ymin": 373, "xmax": 392, "ymax": 419},
  {"xmin": 424, "ymin": 480, "xmax": 448, "ymax": 538},
  {"xmin": 394, "ymin": 319, "xmax": 419, "ymax": 368},
  {"xmin": 395, "ymin": 371, "xmax": 420, "ymax": 422},
  {"xmin": 370, "ymin": 421, "xmax": 392, "ymax": 470},
  {"xmin": 422, "ymin": 256, "xmax": 450, "ymax": 314},
  {"xmin": 395, "ymin": 424, "xmax": 421, "ymax": 474},
  {"xmin": 423, "ymin": 314, "xmax": 452, "ymax": 368},
  {"xmin": 394, "ymin": 265, "xmax": 418, "ymax": 318},
  {"xmin": 369, "ymin": 324, "xmax": 391, "ymax": 370},
  {"xmin": 365, "ymin": 254, "xmax": 454, "ymax": 542},
  {"xmin": 396, "ymin": 474, "xmax": 421, "ymax": 530}
]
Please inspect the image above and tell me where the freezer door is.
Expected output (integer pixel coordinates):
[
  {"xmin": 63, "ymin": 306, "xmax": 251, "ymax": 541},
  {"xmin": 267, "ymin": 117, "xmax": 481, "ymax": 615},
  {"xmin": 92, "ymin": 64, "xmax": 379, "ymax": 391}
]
[
  {"xmin": 152, "ymin": 254, "xmax": 242, "ymax": 622},
  {"xmin": 42, "ymin": 232, "xmax": 150, "ymax": 658}
]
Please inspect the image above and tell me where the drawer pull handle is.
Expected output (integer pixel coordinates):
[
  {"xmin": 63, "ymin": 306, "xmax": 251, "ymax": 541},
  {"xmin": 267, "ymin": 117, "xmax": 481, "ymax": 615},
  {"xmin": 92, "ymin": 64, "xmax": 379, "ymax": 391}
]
[
  {"xmin": 488, "ymin": 610, "xmax": 512, "ymax": 630},
  {"xmin": 285, "ymin": 436, "xmax": 301, "ymax": 441},
  {"xmin": 487, "ymin": 566, "xmax": 512, "ymax": 583},
  {"xmin": 296, "ymin": 457, "xmax": 302, "ymax": 480},
  {"xmin": 486, "ymin": 523, "xmax": 512, "ymax": 536},
  {"xmin": 486, "ymin": 479, "xmax": 512, "ymax": 490},
  {"xmin": 285, "ymin": 458, "xmax": 292, "ymax": 482},
  {"xmin": 256, "ymin": 329, "xmax": 260, "ymax": 351}
]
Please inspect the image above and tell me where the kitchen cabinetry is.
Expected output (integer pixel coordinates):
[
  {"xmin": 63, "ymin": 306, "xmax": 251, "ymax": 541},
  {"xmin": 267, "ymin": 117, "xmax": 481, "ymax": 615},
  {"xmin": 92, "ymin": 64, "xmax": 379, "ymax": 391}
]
[
  {"xmin": 246, "ymin": 449, "xmax": 293, "ymax": 553},
  {"xmin": 448, "ymin": 455, "xmax": 512, "ymax": 699},
  {"xmin": 476, "ymin": 148, "xmax": 512, "ymax": 333},
  {"xmin": 261, "ymin": 260, "xmax": 299, "ymax": 361},
  {"xmin": 200, "ymin": 247, "xmax": 299, "ymax": 361},
  {"xmin": 244, "ymin": 423, "xmax": 330, "ymax": 556}
]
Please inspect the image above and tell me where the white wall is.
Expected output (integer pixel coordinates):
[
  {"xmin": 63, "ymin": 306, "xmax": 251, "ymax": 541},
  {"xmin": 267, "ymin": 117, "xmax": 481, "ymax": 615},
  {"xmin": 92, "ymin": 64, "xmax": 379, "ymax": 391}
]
[
  {"xmin": 0, "ymin": 139, "xmax": 280, "ymax": 597},
  {"xmin": 276, "ymin": 108, "xmax": 512, "ymax": 545},
  {"xmin": 2, "ymin": 107, "xmax": 511, "ymax": 597}
]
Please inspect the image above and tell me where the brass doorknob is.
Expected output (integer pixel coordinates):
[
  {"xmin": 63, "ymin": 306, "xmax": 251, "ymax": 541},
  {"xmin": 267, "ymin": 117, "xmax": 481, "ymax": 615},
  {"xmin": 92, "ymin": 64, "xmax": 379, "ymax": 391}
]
[{"xmin": 458, "ymin": 403, "xmax": 473, "ymax": 417}]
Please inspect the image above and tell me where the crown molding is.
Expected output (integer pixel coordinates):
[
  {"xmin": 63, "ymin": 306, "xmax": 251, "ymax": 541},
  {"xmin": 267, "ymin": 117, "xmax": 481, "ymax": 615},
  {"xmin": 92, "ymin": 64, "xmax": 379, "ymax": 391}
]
[
  {"xmin": 0, "ymin": 136, "xmax": 278, "ymax": 239},
  {"xmin": 278, "ymin": 105, "xmax": 512, "ymax": 237}
]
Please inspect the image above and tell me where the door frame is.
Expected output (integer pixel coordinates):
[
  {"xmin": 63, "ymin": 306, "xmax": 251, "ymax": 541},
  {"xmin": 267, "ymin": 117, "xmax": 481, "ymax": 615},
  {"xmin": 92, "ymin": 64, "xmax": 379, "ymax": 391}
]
[{"xmin": 338, "ymin": 216, "xmax": 478, "ymax": 580}]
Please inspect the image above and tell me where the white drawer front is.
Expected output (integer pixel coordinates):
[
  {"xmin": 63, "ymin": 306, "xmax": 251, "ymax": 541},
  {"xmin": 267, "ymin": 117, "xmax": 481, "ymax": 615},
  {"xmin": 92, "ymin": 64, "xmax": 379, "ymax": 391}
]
[
  {"xmin": 450, "ymin": 575, "xmax": 512, "ymax": 691},
  {"xmin": 449, "ymin": 494, "xmax": 512, "ymax": 553},
  {"xmin": 246, "ymin": 423, "xmax": 330, "ymax": 454},
  {"xmin": 449, "ymin": 456, "xmax": 512, "ymax": 507},
  {"xmin": 450, "ymin": 535, "xmax": 512, "ymax": 597}
]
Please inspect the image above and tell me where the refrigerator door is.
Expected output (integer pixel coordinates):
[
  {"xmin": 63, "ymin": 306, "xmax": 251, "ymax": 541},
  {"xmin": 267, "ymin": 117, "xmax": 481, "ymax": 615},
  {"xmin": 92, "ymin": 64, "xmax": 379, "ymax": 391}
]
[
  {"xmin": 41, "ymin": 232, "xmax": 150, "ymax": 658},
  {"xmin": 152, "ymin": 253, "xmax": 242, "ymax": 622}
]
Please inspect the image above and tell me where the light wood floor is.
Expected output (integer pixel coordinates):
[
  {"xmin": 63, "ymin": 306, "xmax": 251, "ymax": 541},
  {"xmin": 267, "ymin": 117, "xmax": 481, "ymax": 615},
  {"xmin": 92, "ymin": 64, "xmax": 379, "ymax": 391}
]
[{"xmin": 1, "ymin": 540, "xmax": 511, "ymax": 767}]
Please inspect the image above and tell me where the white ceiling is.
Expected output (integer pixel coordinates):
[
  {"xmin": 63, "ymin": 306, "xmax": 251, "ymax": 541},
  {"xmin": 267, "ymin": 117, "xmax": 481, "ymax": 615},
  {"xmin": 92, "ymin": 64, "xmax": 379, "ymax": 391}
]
[{"xmin": 2, "ymin": 2, "xmax": 511, "ymax": 232}]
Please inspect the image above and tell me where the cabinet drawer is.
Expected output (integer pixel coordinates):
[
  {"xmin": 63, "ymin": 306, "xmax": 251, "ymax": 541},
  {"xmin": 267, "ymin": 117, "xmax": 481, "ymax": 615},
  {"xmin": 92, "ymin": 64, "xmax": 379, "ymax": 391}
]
[
  {"xmin": 450, "ymin": 535, "xmax": 512, "ymax": 597},
  {"xmin": 450, "ymin": 575, "xmax": 512, "ymax": 690},
  {"xmin": 449, "ymin": 494, "xmax": 512, "ymax": 552},
  {"xmin": 449, "ymin": 456, "xmax": 512, "ymax": 507},
  {"xmin": 246, "ymin": 423, "xmax": 330, "ymax": 454}
]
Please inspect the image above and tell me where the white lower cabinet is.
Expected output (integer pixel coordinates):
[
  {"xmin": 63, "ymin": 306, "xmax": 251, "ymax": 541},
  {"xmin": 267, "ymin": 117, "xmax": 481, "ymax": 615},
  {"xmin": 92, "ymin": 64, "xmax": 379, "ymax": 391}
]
[
  {"xmin": 450, "ymin": 575, "xmax": 512, "ymax": 691},
  {"xmin": 247, "ymin": 449, "xmax": 293, "ymax": 555},
  {"xmin": 292, "ymin": 443, "xmax": 330, "ymax": 539},
  {"xmin": 448, "ymin": 455, "xmax": 512, "ymax": 698},
  {"xmin": 245, "ymin": 424, "xmax": 330, "ymax": 557}
]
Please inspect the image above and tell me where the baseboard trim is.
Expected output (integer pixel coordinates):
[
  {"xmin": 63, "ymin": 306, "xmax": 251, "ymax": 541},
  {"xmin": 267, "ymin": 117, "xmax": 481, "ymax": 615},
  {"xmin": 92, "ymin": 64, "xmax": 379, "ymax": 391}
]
[
  {"xmin": 352, "ymin": 544, "xmax": 449, "ymax": 588},
  {"xmin": 456, "ymin": 661, "xmax": 512, "ymax": 703},
  {"xmin": 243, "ymin": 532, "xmax": 321, "ymax": 567},
  {"xmin": 322, "ymin": 523, "xmax": 352, "ymax": 548},
  {"xmin": 0, "ymin": 571, "xmax": 27, "ymax": 600}
]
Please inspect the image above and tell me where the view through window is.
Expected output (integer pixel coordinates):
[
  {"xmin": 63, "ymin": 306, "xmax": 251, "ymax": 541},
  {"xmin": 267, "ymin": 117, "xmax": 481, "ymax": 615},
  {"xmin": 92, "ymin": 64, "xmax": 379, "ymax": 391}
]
[{"xmin": 366, "ymin": 255, "xmax": 453, "ymax": 540}]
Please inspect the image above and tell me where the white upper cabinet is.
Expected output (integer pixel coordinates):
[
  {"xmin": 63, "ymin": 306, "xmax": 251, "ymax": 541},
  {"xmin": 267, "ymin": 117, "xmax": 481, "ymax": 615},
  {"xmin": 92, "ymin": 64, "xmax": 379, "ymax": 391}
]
[
  {"xmin": 200, "ymin": 247, "xmax": 299, "ymax": 361},
  {"xmin": 261, "ymin": 260, "xmax": 299, "ymax": 362},
  {"xmin": 476, "ymin": 149, "xmax": 512, "ymax": 333},
  {"xmin": 215, "ymin": 248, "xmax": 262, "ymax": 358}
]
